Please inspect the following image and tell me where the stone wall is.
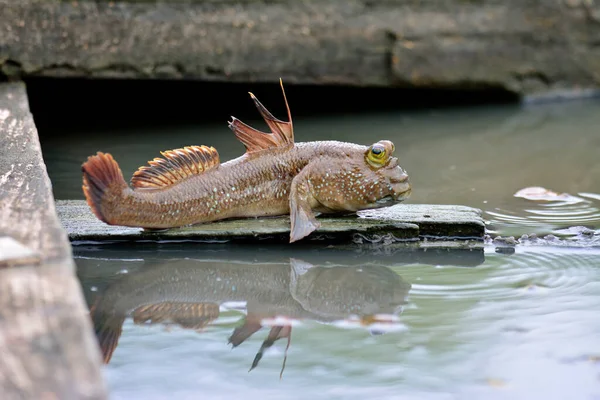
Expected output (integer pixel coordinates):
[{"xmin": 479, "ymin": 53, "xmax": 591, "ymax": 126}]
[{"xmin": 1, "ymin": 0, "xmax": 600, "ymax": 96}]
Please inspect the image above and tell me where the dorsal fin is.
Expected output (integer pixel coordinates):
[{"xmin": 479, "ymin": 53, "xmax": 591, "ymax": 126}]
[
  {"xmin": 228, "ymin": 78, "xmax": 294, "ymax": 154},
  {"xmin": 132, "ymin": 302, "xmax": 220, "ymax": 331},
  {"xmin": 131, "ymin": 145, "xmax": 220, "ymax": 189}
]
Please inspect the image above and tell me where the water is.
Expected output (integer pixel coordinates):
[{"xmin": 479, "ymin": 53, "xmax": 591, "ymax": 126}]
[
  {"xmin": 77, "ymin": 246, "xmax": 600, "ymax": 400},
  {"xmin": 40, "ymin": 97, "xmax": 600, "ymax": 399}
]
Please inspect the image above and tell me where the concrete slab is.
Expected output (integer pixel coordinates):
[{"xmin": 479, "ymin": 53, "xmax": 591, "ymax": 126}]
[{"xmin": 57, "ymin": 200, "xmax": 484, "ymax": 245}]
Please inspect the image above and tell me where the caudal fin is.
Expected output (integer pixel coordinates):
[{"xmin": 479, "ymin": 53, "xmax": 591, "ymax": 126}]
[
  {"xmin": 89, "ymin": 301, "xmax": 125, "ymax": 364},
  {"xmin": 82, "ymin": 152, "xmax": 128, "ymax": 224}
]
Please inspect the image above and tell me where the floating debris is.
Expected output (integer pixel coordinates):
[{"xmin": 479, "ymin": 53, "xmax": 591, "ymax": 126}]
[
  {"xmin": 514, "ymin": 186, "xmax": 582, "ymax": 202},
  {"xmin": 493, "ymin": 236, "xmax": 518, "ymax": 246},
  {"xmin": 552, "ymin": 226, "xmax": 597, "ymax": 237},
  {"xmin": 486, "ymin": 230, "xmax": 600, "ymax": 248}
]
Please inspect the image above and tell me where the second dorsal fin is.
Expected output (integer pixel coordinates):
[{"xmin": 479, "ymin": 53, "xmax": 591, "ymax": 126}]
[
  {"xmin": 228, "ymin": 78, "xmax": 294, "ymax": 154},
  {"xmin": 131, "ymin": 145, "xmax": 220, "ymax": 189},
  {"xmin": 132, "ymin": 302, "xmax": 220, "ymax": 330}
]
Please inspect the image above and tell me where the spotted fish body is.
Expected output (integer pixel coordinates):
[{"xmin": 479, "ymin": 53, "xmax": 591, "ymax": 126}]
[{"xmin": 82, "ymin": 80, "xmax": 412, "ymax": 242}]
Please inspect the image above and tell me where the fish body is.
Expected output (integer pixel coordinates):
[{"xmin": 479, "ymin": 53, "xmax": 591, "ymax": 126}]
[{"xmin": 82, "ymin": 80, "xmax": 411, "ymax": 242}]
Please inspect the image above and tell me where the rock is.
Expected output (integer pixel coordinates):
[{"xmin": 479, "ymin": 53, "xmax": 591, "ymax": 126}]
[
  {"xmin": 1, "ymin": 0, "xmax": 600, "ymax": 97},
  {"xmin": 492, "ymin": 235, "xmax": 518, "ymax": 246},
  {"xmin": 56, "ymin": 200, "xmax": 484, "ymax": 245},
  {"xmin": 0, "ymin": 82, "xmax": 107, "ymax": 399}
]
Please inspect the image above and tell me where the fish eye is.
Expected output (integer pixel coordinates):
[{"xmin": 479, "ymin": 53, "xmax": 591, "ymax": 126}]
[{"xmin": 366, "ymin": 144, "xmax": 388, "ymax": 167}]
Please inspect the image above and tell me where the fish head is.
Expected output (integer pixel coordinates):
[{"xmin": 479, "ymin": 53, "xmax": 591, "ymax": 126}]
[{"xmin": 310, "ymin": 140, "xmax": 411, "ymax": 213}]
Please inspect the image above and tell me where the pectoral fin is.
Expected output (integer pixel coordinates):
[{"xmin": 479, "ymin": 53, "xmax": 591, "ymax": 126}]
[
  {"xmin": 228, "ymin": 315, "xmax": 263, "ymax": 348},
  {"xmin": 249, "ymin": 325, "xmax": 292, "ymax": 376},
  {"xmin": 289, "ymin": 258, "xmax": 315, "ymax": 293},
  {"xmin": 289, "ymin": 171, "xmax": 321, "ymax": 243}
]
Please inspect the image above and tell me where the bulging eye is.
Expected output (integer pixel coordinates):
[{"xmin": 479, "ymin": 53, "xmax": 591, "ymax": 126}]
[{"xmin": 367, "ymin": 144, "xmax": 388, "ymax": 167}]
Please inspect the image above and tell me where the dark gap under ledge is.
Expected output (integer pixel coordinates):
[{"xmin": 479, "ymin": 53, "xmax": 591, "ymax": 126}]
[{"xmin": 26, "ymin": 77, "xmax": 519, "ymax": 137}]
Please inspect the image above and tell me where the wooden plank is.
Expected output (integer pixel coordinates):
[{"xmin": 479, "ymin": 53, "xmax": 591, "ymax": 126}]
[
  {"xmin": 56, "ymin": 200, "xmax": 484, "ymax": 245},
  {"xmin": 0, "ymin": 82, "xmax": 107, "ymax": 399}
]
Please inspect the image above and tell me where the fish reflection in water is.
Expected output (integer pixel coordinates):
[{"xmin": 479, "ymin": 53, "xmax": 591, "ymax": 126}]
[{"xmin": 90, "ymin": 258, "xmax": 411, "ymax": 376}]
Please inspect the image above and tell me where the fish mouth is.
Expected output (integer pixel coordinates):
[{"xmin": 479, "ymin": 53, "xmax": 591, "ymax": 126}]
[
  {"xmin": 372, "ymin": 178, "xmax": 411, "ymax": 206},
  {"xmin": 388, "ymin": 170, "xmax": 411, "ymax": 196},
  {"xmin": 375, "ymin": 195, "xmax": 396, "ymax": 205},
  {"xmin": 394, "ymin": 186, "xmax": 412, "ymax": 201},
  {"xmin": 374, "ymin": 188, "xmax": 411, "ymax": 206},
  {"xmin": 390, "ymin": 180, "xmax": 411, "ymax": 202}
]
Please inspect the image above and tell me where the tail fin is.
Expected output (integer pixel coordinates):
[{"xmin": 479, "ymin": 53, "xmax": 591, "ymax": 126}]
[
  {"xmin": 82, "ymin": 152, "xmax": 128, "ymax": 224},
  {"xmin": 89, "ymin": 301, "xmax": 125, "ymax": 364}
]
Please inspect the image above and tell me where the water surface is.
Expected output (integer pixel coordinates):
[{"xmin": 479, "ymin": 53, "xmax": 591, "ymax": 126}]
[
  {"xmin": 77, "ymin": 245, "xmax": 600, "ymax": 400},
  {"xmin": 40, "ymin": 97, "xmax": 600, "ymax": 399}
]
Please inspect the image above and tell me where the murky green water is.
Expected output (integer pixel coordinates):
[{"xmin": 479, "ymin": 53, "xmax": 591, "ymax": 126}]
[{"xmin": 41, "ymin": 97, "xmax": 600, "ymax": 399}]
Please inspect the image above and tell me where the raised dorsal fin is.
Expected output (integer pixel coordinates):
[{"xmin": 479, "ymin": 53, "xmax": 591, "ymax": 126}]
[
  {"xmin": 228, "ymin": 78, "xmax": 294, "ymax": 154},
  {"xmin": 131, "ymin": 145, "xmax": 219, "ymax": 189}
]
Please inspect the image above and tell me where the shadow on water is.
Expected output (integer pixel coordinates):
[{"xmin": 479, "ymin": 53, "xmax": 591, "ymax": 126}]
[
  {"xmin": 77, "ymin": 243, "xmax": 484, "ymax": 376},
  {"xmin": 76, "ymin": 243, "xmax": 482, "ymax": 375},
  {"xmin": 73, "ymin": 241, "xmax": 485, "ymax": 268}
]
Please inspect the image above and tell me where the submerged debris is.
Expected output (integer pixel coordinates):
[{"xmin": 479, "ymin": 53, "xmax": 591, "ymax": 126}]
[
  {"xmin": 487, "ymin": 226, "xmax": 599, "ymax": 249},
  {"xmin": 493, "ymin": 236, "xmax": 518, "ymax": 246},
  {"xmin": 552, "ymin": 226, "xmax": 596, "ymax": 237}
]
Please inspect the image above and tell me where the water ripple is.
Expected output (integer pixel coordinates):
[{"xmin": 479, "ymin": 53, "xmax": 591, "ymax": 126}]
[
  {"xmin": 486, "ymin": 191, "xmax": 600, "ymax": 235},
  {"xmin": 409, "ymin": 247, "xmax": 600, "ymax": 303}
]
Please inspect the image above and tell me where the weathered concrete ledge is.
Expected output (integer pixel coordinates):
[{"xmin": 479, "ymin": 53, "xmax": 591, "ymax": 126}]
[
  {"xmin": 57, "ymin": 200, "xmax": 484, "ymax": 245},
  {"xmin": 0, "ymin": 82, "xmax": 107, "ymax": 399},
  {"xmin": 1, "ymin": 0, "xmax": 600, "ymax": 97}
]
